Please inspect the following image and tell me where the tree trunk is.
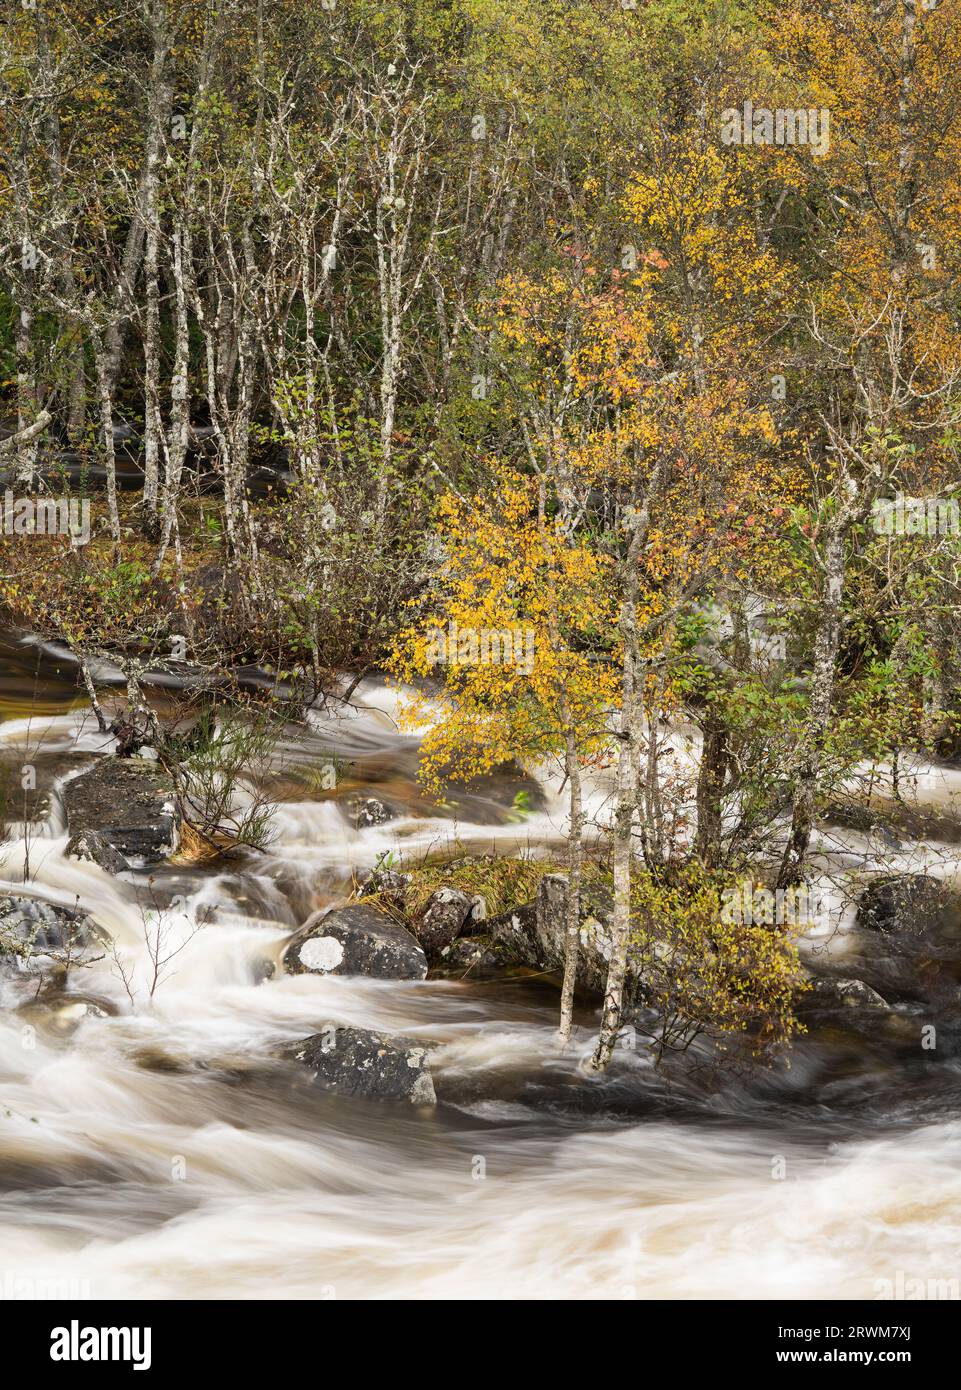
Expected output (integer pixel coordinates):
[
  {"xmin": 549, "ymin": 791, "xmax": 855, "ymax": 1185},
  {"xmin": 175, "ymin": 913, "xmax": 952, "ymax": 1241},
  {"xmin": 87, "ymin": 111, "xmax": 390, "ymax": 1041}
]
[
  {"xmin": 557, "ymin": 724, "xmax": 584, "ymax": 1042},
  {"xmin": 78, "ymin": 654, "xmax": 108, "ymax": 733},
  {"xmin": 141, "ymin": 0, "xmax": 173, "ymax": 530},
  {"xmin": 14, "ymin": 287, "xmax": 39, "ymax": 487},
  {"xmin": 695, "ymin": 704, "xmax": 729, "ymax": 870},
  {"xmin": 155, "ymin": 221, "xmax": 190, "ymax": 572},
  {"xmin": 91, "ymin": 326, "xmax": 121, "ymax": 543},
  {"xmin": 590, "ymin": 510, "xmax": 642, "ymax": 1071},
  {"xmin": 777, "ymin": 518, "xmax": 846, "ymax": 887}
]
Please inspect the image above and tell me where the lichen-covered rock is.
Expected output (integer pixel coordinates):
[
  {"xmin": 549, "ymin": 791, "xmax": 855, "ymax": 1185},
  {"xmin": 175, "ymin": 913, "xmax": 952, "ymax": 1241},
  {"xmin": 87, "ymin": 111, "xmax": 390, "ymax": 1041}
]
[
  {"xmin": 347, "ymin": 797, "xmax": 394, "ymax": 829},
  {"xmin": 65, "ymin": 829, "xmax": 129, "ymax": 875},
  {"xmin": 435, "ymin": 934, "xmax": 505, "ymax": 973},
  {"xmin": 285, "ymin": 1025, "xmax": 436, "ymax": 1104},
  {"xmin": 62, "ymin": 758, "xmax": 180, "ymax": 864},
  {"xmin": 856, "ymin": 874, "xmax": 954, "ymax": 937},
  {"xmin": 357, "ymin": 865, "xmax": 411, "ymax": 903},
  {"xmin": 0, "ymin": 894, "xmax": 100, "ymax": 965},
  {"xmin": 283, "ymin": 903, "xmax": 427, "ymax": 980},
  {"xmin": 413, "ymin": 887, "xmax": 474, "ymax": 954},
  {"xmin": 489, "ymin": 874, "xmax": 620, "ymax": 996}
]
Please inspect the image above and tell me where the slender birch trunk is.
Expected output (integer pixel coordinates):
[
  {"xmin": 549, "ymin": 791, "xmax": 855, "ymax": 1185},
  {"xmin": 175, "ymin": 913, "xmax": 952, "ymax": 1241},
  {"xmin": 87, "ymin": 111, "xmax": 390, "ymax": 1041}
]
[
  {"xmin": 557, "ymin": 721, "xmax": 585, "ymax": 1042},
  {"xmin": 78, "ymin": 654, "xmax": 108, "ymax": 733},
  {"xmin": 141, "ymin": 0, "xmax": 173, "ymax": 529},
  {"xmin": 14, "ymin": 290, "xmax": 39, "ymax": 486},
  {"xmin": 777, "ymin": 515, "xmax": 847, "ymax": 887},
  {"xmin": 590, "ymin": 507, "xmax": 643, "ymax": 1071},
  {"xmin": 155, "ymin": 220, "xmax": 190, "ymax": 572},
  {"xmin": 91, "ymin": 325, "xmax": 121, "ymax": 543}
]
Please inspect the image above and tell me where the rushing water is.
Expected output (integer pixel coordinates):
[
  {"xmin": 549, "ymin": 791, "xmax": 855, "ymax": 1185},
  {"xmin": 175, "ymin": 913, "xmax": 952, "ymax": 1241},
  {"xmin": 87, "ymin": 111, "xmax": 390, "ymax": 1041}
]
[{"xmin": 1, "ymin": 637, "xmax": 961, "ymax": 1301}]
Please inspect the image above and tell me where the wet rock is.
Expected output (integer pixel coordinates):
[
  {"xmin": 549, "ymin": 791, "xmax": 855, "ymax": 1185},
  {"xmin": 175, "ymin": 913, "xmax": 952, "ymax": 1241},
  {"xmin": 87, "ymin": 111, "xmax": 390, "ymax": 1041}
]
[
  {"xmin": 18, "ymin": 997, "xmax": 110, "ymax": 1037},
  {"xmin": 489, "ymin": 874, "xmax": 617, "ymax": 996},
  {"xmin": 65, "ymin": 829, "xmax": 129, "ymax": 875},
  {"xmin": 252, "ymin": 958, "xmax": 276, "ymax": 985},
  {"xmin": 347, "ymin": 796, "xmax": 394, "ymax": 829},
  {"xmin": 0, "ymin": 895, "xmax": 102, "ymax": 975},
  {"xmin": 413, "ymin": 887, "xmax": 474, "ymax": 954},
  {"xmin": 283, "ymin": 903, "xmax": 427, "ymax": 980},
  {"xmin": 357, "ymin": 864, "xmax": 411, "ymax": 904},
  {"xmin": 821, "ymin": 803, "xmax": 901, "ymax": 848},
  {"xmin": 486, "ymin": 898, "xmax": 537, "ymax": 950},
  {"xmin": 821, "ymin": 801, "xmax": 877, "ymax": 833},
  {"xmin": 856, "ymin": 874, "xmax": 954, "ymax": 937},
  {"xmin": 285, "ymin": 1025, "xmax": 436, "ymax": 1105},
  {"xmin": 434, "ymin": 765, "xmax": 546, "ymax": 827},
  {"xmin": 0, "ymin": 895, "xmax": 94, "ymax": 954},
  {"xmin": 435, "ymin": 934, "xmax": 505, "ymax": 973},
  {"xmin": 808, "ymin": 976, "xmax": 890, "ymax": 1009},
  {"xmin": 0, "ymin": 751, "xmax": 95, "ymax": 831},
  {"xmin": 62, "ymin": 757, "xmax": 180, "ymax": 864}
]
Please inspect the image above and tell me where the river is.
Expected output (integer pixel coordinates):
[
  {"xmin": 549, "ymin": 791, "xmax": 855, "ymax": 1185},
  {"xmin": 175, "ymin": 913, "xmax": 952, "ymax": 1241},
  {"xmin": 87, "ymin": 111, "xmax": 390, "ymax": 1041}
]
[{"xmin": 1, "ymin": 637, "xmax": 960, "ymax": 1300}]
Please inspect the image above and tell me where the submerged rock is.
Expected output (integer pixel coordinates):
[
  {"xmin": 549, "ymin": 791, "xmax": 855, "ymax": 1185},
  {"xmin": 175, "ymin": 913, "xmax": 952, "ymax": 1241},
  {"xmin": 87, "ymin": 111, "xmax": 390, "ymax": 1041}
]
[
  {"xmin": 856, "ymin": 874, "xmax": 954, "ymax": 937},
  {"xmin": 62, "ymin": 758, "xmax": 180, "ymax": 864},
  {"xmin": 283, "ymin": 903, "xmax": 427, "ymax": 980},
  {"xmin": 285, "ymin": 1025, "xmax": 436, "ymax": 1104},
  {"xmin": 413, "ymin": 887, "xmax": 474, "ymax": 955},
  {"xmin": 17, "ymin": 995, "xmax": 111, "ymax": 1037}
]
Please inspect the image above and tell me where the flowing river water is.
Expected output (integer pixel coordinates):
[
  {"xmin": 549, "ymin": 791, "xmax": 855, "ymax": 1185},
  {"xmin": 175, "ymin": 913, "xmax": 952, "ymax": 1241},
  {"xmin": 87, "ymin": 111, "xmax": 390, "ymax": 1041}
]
[{"xmin": 1, "ymin": 637, "xmax": 961, "ymax": 1301}]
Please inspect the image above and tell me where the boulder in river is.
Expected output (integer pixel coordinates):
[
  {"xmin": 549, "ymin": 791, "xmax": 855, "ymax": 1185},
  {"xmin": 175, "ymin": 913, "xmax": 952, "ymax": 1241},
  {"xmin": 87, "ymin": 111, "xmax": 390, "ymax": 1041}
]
[
  {"xmin": 489, "ymin": 873, "xmax": 618, "ymax": 996},
  {"xmin": 62, "ymin": 757, "xmax": 180, "ymax": 864},
  {"xmin": 807, "ymin": 976, "xmax": 890, "ymax": 1010},
  {"xmin": 413, "ymin": 887, "xmax": 475, "ymax": 955},
  {"xmin": 285, "ymin": 1025, "xmax": 436, "ymax": 1105},
  {"xmin": 283, "ymin": 903, "xmax": 427, "ymax": 980},
  {"xmin": 0, "ymin": 752, "xmax": 95, "ymax": 833},
  {"xmin": 357, "ymin": 863, "xmax": 411, "ymax": 904},
  {"xmin": 434, "ymin": 934, "xmax": 506, "ymax": 973},
  {"xmin": 347, "ymin": 796, "xmax": 394, "ymax": 829},
  {"xmin": 65, "ymin": 828, "xmax": 129, "ymax": 875},
  {"xmin": 0, "ymin": 894, "xmax": 101, "ymax": 965},
  {"xmin": 856, "ymin": 874, "xmax": 954, "ymax": 937}
]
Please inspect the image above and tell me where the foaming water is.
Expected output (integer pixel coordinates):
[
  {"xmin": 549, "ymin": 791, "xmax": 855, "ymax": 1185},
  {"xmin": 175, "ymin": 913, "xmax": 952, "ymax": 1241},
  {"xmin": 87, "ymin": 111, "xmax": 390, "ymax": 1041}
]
[{"xmin": 2, "ymin": 677, "xmax": 961, "ymax": 1298}]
